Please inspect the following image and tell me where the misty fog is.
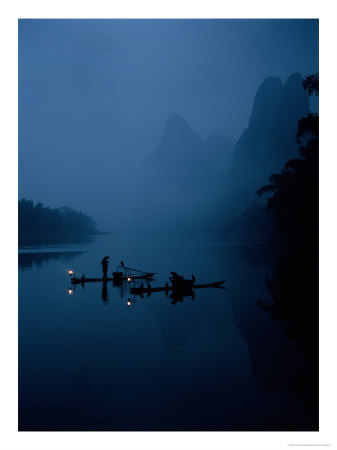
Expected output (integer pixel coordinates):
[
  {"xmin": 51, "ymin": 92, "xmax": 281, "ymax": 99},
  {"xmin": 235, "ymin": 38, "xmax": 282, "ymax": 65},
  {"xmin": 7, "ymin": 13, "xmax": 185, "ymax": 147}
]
[{"xmin": 19, "ymin": 19, "xmax": 318, "ymax": 233}]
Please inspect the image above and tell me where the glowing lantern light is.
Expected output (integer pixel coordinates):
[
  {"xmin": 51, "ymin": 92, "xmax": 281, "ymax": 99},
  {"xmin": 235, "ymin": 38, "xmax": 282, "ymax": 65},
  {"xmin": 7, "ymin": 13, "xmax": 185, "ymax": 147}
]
[
  {"xmin": 68, "ymin": 270, "xmax": 74, "ymax": 276},
  {"xmin": 127, "ymin": 299, "xmax": 131, "ymax": 306},
  {"xmin": 68, "ymin": 288, "xmax": 73, "ymax": 295},
  {"xmin": 127, "ymin": 277, "xmax": 131, "ymax": 282}
]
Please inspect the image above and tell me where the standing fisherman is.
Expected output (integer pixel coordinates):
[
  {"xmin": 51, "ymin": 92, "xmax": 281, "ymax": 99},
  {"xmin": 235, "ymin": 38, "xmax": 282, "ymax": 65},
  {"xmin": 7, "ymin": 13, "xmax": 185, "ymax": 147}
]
[{"xmin": 101, "ymin": 256, "xmax": 109, "ymax": 279}]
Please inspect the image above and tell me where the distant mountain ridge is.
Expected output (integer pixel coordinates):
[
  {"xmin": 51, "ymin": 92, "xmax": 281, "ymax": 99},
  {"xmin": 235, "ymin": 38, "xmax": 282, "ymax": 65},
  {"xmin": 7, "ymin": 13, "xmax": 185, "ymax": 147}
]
[
  {"xmin": 133, "ymin": 112, "xmax": 234, "ymax": 232},
  {"xmin": 229, "ymin": 73, "xmax": 310, "ymax": 212},
  {"xmin": 144, "ymin": 112, "xmax": 232, "ymax": 188},
  {"xmin": 131, "ymin": 73, "xmax": 309, "ymax": 233}
]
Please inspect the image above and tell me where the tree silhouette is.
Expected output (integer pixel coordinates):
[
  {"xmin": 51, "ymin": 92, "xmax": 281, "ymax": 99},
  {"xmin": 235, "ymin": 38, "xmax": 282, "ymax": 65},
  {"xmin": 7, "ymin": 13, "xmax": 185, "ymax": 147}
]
[
  {"xmin": 19, "ymin": 199, "xmax": 98, "ymax": 240},
  {"xmin": 256, "ymin": 74, "xmax": 319, "ymax": 415},
  {"xmin": 257, "ymin": 73, "xmax": 318, "ymax": 258},
  {"xmin": 302, "ymin": 73, "xmax": 318, "ymax": 96}
]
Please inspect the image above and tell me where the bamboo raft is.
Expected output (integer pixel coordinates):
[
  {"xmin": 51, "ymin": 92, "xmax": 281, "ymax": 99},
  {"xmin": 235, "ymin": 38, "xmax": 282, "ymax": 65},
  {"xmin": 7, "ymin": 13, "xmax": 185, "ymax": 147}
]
[
  {"xmin": 71, "ymin": 277, "xmax": 114, "ymax": 285},
  {"xmin": 130, "ymin": 280, "xmax": 226, "ymax": 295},
  {"xmin": 71, "ymin": 273, "xmax": 154, "ymax": 285}
]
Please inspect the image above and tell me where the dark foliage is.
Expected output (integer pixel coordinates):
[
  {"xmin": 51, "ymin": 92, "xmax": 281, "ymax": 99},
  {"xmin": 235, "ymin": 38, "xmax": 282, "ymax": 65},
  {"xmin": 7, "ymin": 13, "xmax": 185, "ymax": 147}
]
[
  {"xmin": 18, "ymin": 199, "xmax": 98, "ymax": 239},
  {"xmin": 256, "ymin": 98, "xmax": 318, "ymax": 260},
  {"xmin": 257, "ymin": 74, "xmax": 319, "ymax": 413},
  {"xmin": 258, "ymin": 246, "xmax": 318, "ymax": 411},
  {"xmin": 302, "ymin": 73, "xmax": 318, "ymax": 96}
]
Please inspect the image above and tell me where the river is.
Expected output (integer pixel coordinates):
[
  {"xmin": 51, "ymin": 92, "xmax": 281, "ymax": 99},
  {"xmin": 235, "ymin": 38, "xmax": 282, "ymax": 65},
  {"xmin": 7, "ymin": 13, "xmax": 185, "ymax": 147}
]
[{"xmin": 18, "ymin": 233, "xmax": 317, "ymax": 431}]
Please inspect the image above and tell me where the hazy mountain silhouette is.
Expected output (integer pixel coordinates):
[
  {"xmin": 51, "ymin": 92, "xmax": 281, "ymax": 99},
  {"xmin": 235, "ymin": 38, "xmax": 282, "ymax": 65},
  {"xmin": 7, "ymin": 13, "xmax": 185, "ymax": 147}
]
[
  {"xmin": 133, "ymin": 112, "xmax": 233, "ymax": 232},
  {"xmin": 145, "ymin": 112, "xmax": 211, "ymax": 187},
  {"xmin": 132, "ymin": 73, "xmax": 309, "ymax": 234},
  {"xmin": 229, "ymin": 73, "xmax": 309, "ymax": 214},
  {"xmin": 204, "ymin": 134, "xmax": 234, "ymax": 176}
]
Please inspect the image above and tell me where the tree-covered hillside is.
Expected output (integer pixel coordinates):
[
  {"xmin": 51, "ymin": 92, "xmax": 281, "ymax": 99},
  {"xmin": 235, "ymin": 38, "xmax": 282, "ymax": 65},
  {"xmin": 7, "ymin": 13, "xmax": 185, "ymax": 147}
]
[{"xmin": 19, "ymin": 199, "xmax": 99, "ymax": 240}]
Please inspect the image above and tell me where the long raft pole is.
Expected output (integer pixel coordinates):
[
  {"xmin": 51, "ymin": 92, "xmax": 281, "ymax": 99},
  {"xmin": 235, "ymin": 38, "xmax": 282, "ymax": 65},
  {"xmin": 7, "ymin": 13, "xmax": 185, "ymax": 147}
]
[
  {"xmin": 119, "ymin": 265, "xmax": 155, "ymax": 274},
  {"xmin": 130, "ymin": 280, "xmax": 226, "ymax": 295}
]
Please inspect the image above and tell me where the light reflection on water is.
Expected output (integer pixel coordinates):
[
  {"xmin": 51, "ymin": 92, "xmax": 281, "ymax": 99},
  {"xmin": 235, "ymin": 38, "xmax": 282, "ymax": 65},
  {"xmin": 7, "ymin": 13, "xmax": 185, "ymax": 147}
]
[{"xmin": 18, "ymin": 233, "xmax": 316, "ymax": 431}]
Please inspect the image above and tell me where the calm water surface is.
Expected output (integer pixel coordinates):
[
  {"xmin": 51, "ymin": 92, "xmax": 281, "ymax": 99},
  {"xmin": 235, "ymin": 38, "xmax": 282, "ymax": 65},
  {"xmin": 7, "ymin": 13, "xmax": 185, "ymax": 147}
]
[{"xmin": 18, "ymin": 233, "xmax": 316, "ymax": 431}]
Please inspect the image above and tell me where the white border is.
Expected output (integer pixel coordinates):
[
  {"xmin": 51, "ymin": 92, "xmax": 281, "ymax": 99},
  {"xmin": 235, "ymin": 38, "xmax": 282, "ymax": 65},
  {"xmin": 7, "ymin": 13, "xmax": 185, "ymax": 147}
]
[{"xmin": 1, "ymin": 1, "xmax": 337, "ymax": 449}]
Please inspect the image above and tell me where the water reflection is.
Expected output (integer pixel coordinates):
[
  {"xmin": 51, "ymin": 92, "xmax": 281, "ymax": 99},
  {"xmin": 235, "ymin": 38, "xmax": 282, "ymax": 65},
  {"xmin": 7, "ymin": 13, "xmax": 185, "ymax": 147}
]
[
  {"xmin": 68, "ymin": 278, "xmax": 203, "ymax": 306},
  {"xmin": 101, "ymin": 279, "xmax": 108, "ymax": 304},
  {"xmin": 217, "ymin": 243, "xmax": 318, "ymax": 431},
  {"xmin": 259, "ymin": 245, "xmax": 318, "ymax": 419},
  {"xmin": 170, "ymin": 288, "xmax": 195, "ymax": 304},
  {"xmin": 19, "ymin": 234, "xmax": 95, "ymax": 247},
  {"xmin": 19, "ymin": 251, "xmax": 84, "ymax": 270}
]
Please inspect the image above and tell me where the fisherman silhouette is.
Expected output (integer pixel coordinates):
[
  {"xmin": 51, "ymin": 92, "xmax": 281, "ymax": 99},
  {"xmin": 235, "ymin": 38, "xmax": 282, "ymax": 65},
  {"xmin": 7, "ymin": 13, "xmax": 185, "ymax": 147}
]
[
  {"xmin": 101, "ymin": 256, "xmax": 109, "ymax": 279},
  {"xmin": 147, "ymin": 281, "xmax": 151, "ymax": 289},
  {"xmin": 140, "ymin": 282, "xmax": 144, "ymax": 289}
]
